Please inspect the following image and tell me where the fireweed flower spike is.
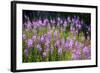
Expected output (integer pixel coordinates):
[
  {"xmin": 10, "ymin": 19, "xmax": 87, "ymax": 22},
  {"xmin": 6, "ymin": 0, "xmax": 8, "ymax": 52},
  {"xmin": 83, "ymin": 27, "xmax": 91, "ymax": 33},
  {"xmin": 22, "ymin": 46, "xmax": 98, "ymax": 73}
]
[
  {"xmin": 75, "ymin": 49, "xmax": 81, "ymax": 56},
  {"xmin": 63, "ymin": 20, "xmax": 68, "ymax": 27},
  {"xmin": 40, "ymin": 35, "xmax": 45, "ymax": 43},
  {"xmin": 70, "ymin": 26, "xmax": 75, "ymax": 33},
  {"xmin": 82, "ymin": 46, "xmax": 91, "ymax": 59},
  {"xmin": 45, "ymin": 43, "xmax": 49, "ymax": 52},
  {"xmin": 27, "ymin": 39, "xmax": 33, "ymax": 48},
  {"xmin": 54, "ymin": 31, "xmax": 57, "ymax": 39},
  {"xmin": 47, "ymin": 31, "xmax": 52, "ymax": 40},
  {"xmin": 38, "ymin": 19, "xmax": 43, "ymax": 26},
  {"xmin": 37, "ymin": 44, "xmax": 42, "ymax": 52},
  {"xmin": 65, "ymin": 40, "xmax": 69, "ymax": 49},
  {"xmin": 83, "ymin": 46, "xmax": 90, "ymax": 54},
  {"xmin": 75, "ymin": 41, "xmax": 82, "ymax": 49},
  {"xmin": 32, "ymin": 35, "xmax": 36, "ymax": 41},
  {"xmin": 69, "ymin": 39, "xmax": 74, "ymax": 49},
  {"xmin": 67, "ymin": 16, "xmax": 71, "ymax": 23},
  {"xmin": 72, "ymin": 48, "xmax": 81, "ymax": 60}
]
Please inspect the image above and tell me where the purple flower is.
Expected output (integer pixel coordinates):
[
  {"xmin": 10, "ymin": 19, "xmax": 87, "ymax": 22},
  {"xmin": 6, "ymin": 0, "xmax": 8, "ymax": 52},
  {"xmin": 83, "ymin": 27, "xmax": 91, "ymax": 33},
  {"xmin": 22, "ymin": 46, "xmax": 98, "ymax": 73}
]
[
  {"xmin": 85, "ymin": 50, "xmax": 91, "ymax": 59},
  {"xmin": 60, "ymin": 19, "xmax": 63, "ymax": 24},
  {"xmin": 43, "ymin": 18, "xmax": 48, "ymax": 26},
  {"xmin": 83, "ymin": 46, "xmax": 90, "ymax": 54},
  {"xmin": 24, "ymin": 48, "xmax": 29, "ymax": 57},
  {"xmin": 27, "ymin": 39, "xmax": 33, "ymax": 48},
  {"xmin": 47, "ymin": 31, "xmax": 52, "ymax": 40},
  {"xmin": 45, "ymin": 38, "xmax": 50, "ymax": 44},
  {"xmin": 40, "ymin": 35, "xmax": 45, "ymax": 43},
  {"xmin": 72, "ymin": 16, "xmax": 77, "ymax": 24},
  {"xmin": 32, "ymin": 35, "xmax": 36, "ymax": 41},
  {"xmin": 75, "ymin": 49, "xmax": 81, "ymax": 55},
  {"xmin": 67, "ymin": 16, "xmax": 71, "ymax": 23},
  {"xmin": 50, "ymin": 19, "xmax": 55, "ymax": 24},
  {"xmin": 37, "ymin": 44, "xmax": 41, "ymax": 48},
  {"xmin": 86, "ymin": 53, "xmax": 91, "ymax": 59},
  {"xmin": 72, "ymin": 18, "xmax": 75, "ymax": 24},
  {"xmin": 65, "ymin": 40, "xmax": 69, "ymax": 48},
  {"xmin": 78, "ymin": 24, "xmax": 81, "ymax": 29},
  {"xmin": 69, "ymin": 39, "xmax": 74, "ymax": 48},
  {"xmin": 58, "ymin": 48, "xmax": 62, "ymax": 55},
  {"xmin": 75, "ymin": 41, "xmax": 79, "ymax": 46},
  {"xmin": 72, "ymin": 49, "xmax": 81, "ymax": 60},
  {"xmin": 72, "ymin": 53, "xmax": 80, "ymax": 60},
  {"xmin": 70, "ymin": 26, "xmax": 75, "ymax": 32},
  {"xmin": 27, "ymin": 24, "xmax": 31, "ymax": 29},
  {"xmin": 38, "ymin": 20, "xmax": 42, "ymax": 25},
  {"xmin": 45, "ymin": 43, "xmax": 49, "ymax": 48},
  {"xmin": 83, "ymin": 46, "xmax": 91, "ymax": 59},
  {"xmin": 75, "ymin": 41, "xmax": 81, "ymax": 49},
  {"xmin": 54, "ymin": 31, "xmax": 57, "ymax": 38},
  {"xmin": 63, "ymin": 20, "xmax": 67, "ymax": 27},
  {"xmin": 45, "ymin": 43, "xmax": 49, "ymax": 52},
  {"xmin": 37, "ymin": 44, "xmax": 42, "ymax": 51},
  {"xmin": 75, "ymin": 19, "xmax": 80, "ymax": 25}
]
